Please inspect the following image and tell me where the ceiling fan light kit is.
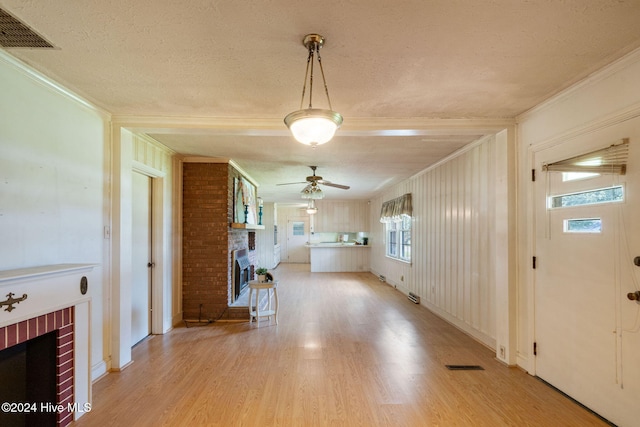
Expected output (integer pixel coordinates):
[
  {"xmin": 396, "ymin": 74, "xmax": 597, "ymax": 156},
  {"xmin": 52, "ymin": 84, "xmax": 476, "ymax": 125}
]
[
  {"xmin": 278, "ymin": 166, "xmax": 350, "ymax": 201},
  {"xmin": 301, "ymin": 182, "xmax": 324, "ymax": 199},
  {"xmin": 284, "ymin": 34, "xmax": 343, "ymax": 148}
]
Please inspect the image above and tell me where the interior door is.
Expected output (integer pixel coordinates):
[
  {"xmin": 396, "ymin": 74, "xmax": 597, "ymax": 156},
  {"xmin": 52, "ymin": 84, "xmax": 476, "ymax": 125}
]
[
  {"xmin": 131, "ymin": 171, "xmax": 152, "ymax": 346},
  {"xmin": 287, "ymin": 217, "xmax": 309, "ymax": 263},
  {"xmin": 534, "ymin": 142, "xmax": 640, "ymax": 427}
]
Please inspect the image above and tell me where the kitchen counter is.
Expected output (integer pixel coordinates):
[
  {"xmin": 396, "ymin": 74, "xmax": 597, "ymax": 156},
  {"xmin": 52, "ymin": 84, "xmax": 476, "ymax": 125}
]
[
  {"xmin": 307, "ymin": 244, "xmax": 370, "ymax": 272},
  {"xmin": 306, "ymin": 243, "xmax": 371, "ymax": 248}
]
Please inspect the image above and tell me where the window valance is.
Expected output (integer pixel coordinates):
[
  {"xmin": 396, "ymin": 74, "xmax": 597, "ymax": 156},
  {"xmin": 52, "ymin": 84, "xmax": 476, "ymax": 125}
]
[
  {"xmin": 542, "ymin": 138, "xmax": 628, "ymax": 175},
  {"xmin": 380, "ymin": 193, "xmax": 412, "ymax": 223}
]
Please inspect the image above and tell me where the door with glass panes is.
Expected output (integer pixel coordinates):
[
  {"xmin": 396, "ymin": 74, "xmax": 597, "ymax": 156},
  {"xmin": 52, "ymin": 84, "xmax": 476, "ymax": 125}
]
[
  {"xmin": 533, "ymin": 137, "xmax": 639, "ymax": 427},
  {"xmin": 287, "ymin": 217, "xmax": 309, "ymax": 263}
]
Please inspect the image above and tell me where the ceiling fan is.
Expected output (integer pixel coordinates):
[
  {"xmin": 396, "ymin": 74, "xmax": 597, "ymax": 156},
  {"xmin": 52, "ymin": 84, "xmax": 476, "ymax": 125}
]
[{"xmin": 277, "ymin": 166, "xmax": 350, "ymax": 191}]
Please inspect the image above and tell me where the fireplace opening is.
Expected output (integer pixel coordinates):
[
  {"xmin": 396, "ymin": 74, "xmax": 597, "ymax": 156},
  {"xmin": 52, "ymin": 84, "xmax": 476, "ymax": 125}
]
[
  {"xmin": 0, "ymin": 330, "xmax": 57, "ymax": 427},
  {"xmin": 232, "ymin": 248, "xmax": 251, "ymax": 302}
]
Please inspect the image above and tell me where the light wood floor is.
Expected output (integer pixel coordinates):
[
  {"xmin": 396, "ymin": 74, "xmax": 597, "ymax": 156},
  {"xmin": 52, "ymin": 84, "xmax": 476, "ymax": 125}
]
[{"xmin": 74, "ymin": 264, "xmax": 610, "ymax": 427}]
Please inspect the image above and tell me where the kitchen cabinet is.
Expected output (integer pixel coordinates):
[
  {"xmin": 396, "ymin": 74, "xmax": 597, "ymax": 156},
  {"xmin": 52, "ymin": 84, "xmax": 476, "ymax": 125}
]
[{"xmin": 313, "ymin": 200, "xmax": 370, "ymax": 232}]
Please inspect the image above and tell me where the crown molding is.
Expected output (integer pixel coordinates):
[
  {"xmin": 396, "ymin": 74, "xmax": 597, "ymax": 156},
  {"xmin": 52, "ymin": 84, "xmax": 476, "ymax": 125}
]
[
  {"xmin": 112, "ymin": 115, "xmax": 513, "ymax": 137},
  {"xmin": 518, "ymin": 45, "xmax": 640, "ymax": 121},
  {"xmin": 0, "ymin": 49, "xmax": 110, "ymax": 118}
]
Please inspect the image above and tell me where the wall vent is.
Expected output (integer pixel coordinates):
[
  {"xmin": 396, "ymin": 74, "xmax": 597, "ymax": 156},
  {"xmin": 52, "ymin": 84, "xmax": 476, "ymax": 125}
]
[
  {"xmin": 0, "ymin": 8, "xmax": 54, "ymax": 48},
  {"xmin": 408, "ymin": 292, "xmax": 420, "ymax": 304}
]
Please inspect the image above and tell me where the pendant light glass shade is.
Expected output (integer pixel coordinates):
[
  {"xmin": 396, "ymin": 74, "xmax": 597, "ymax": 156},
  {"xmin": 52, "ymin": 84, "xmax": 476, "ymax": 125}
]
[
  {"xmin": 284, "ymin": 109, "xmax": 342, "ymax": 146},
  {"xmin": 285, "ymin": 34, "xmax": 342, "ymax": 148},
  {"xmin": 306, "ymin": 199, "xmax": 318, "ymax": 215}
]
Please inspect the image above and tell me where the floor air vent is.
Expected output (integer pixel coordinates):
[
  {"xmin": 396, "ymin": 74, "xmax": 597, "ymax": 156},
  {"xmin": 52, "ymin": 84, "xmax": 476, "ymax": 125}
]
[
  {"xmin": 408, "ymin": 292, "xmax": 420, "ymax": 304},
  {"xmin": 445, "ymin": 365, "xmax": 484, "ymax": 371}
]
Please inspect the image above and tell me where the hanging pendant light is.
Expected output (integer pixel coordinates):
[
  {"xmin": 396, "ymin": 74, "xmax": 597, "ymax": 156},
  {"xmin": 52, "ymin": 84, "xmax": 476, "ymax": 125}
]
[
  {"xmin": 306, "ymin": 199, "xmax": 318, "ymax": 215},
  {"xmin": 284, "ymin": 34, "xmax": 343, "ymax": 148}
]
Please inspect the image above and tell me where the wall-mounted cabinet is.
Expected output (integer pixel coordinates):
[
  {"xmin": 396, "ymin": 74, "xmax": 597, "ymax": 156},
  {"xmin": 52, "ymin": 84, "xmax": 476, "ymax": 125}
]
[{"xmin": 313, "ymin": 200, "xmax": 370, "ymax": 232}]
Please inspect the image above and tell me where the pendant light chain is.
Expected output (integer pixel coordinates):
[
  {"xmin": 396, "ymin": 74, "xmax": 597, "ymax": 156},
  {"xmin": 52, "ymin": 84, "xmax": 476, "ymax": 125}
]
[
  {"xmin": 315, "ymin": 44, "xmax": 333, "ymax": 111},
  {"xmin": 298, "ymin": 40, "xmax": 333, "ymax": 111},
  {"xmin": 307, "ymin": 43, "xmax": 315, "ymax": 109},
  {"xmin": 298, "ymin": 47, "xmax": 313, "ymax": 110}
]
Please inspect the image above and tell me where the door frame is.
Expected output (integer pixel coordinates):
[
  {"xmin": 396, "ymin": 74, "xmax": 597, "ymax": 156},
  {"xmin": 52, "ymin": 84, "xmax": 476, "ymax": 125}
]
[
  {"xmin": 286, "ymin": 216, "xmax": 310, "ymax": 263},
  {"xmin": 131, "ymin": 170, "xmax": 153, "ymax": 345},
  {"xmin": 132, "ymin": 162, "xmax": 165, "ymax": 337},
  {"xmin": 526, "ymin": 128, "xmax": 633, "ymax": 376}
]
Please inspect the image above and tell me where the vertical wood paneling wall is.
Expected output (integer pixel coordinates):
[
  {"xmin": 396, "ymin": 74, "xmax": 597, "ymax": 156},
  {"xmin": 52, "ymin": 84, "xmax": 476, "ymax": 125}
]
[
  {"xmin": 309, "ymin": 247, "xmax": 371, "ymax": 272},
  {"xmin": 370, "ymin": 135, "xmax": 499, "ymax": 347}
]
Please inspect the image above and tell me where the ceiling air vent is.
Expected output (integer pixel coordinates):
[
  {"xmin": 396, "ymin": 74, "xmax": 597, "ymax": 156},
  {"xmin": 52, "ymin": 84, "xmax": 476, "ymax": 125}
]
[{"xmin": 0, "ymin": 8, "xmax": 54, "ymax": 48}]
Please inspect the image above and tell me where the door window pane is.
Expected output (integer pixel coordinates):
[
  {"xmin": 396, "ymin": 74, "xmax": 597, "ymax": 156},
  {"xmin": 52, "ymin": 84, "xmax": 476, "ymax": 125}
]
[
  {"xmin": 292, "ymin": 222, "xmax": 305, "ymax": 236},
  {"xmin": 549, "ymin": 185, "xmax": 623, "ymax": 208},
  {"xmin": 563, "ymin": 218, "xmax": 602, "ymax": 233}
]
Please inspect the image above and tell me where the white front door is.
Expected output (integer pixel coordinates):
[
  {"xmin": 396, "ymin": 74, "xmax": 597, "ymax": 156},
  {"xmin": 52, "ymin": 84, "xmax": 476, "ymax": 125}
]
[
  {"xmin": 287, "ymin": 217, "xmax": 309, "ymax": 263},
  {"xmin": 132, "ymin": 171, "xmax": 152, "ymax": 346},
  {"xmin": 534, "ymin": 139, "xmax": 640, "ymax": 427}
]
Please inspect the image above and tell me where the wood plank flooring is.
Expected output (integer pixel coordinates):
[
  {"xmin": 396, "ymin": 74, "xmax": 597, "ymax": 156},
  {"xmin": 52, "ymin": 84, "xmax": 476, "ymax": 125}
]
[{"xmin": 74, "ymin": 264, "xmax": 610, "ymax": 426}]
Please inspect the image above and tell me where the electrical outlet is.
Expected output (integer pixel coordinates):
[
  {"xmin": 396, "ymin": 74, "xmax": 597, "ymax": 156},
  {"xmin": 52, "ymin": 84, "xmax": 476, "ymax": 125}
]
[{"xmin": 499, "ymin": 345, "xmax": 506, "ymax": 359}]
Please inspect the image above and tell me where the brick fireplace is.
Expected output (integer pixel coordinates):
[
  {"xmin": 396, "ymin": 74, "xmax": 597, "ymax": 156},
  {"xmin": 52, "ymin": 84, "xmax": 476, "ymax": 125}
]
[
  {"xmin": 182, "ymin": 162, "xmax": 258, "ymax": 321},
  {"xmin": 0, "ymin": 308, "xmax": 74, "ymax": 426},
  {"xmin": 0, "ymin": 264, "xmax": 92, "ymax": 426}
]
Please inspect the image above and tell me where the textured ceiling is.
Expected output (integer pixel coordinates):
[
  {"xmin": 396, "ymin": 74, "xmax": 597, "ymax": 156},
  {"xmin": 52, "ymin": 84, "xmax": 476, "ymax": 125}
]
[{"xmin": 3, "ymin": 1, "xmax": 640, "ymax": 203}]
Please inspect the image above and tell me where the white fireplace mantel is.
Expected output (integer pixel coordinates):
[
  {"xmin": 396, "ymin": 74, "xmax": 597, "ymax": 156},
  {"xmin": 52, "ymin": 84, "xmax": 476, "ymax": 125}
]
[
  {"xmin": 0, "ymin": 263, "xmax": 94, "ymax": 327},
  {"xmin": 0, "ymin": 263, "xmax": 95, "ymax": 422}
]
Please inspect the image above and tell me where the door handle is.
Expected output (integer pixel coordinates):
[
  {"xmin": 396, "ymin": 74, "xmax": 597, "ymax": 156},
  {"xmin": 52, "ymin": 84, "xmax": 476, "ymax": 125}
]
[
  {"xmin": 147, "ymin": 262, "xmax": 155, "ymax": 268},
  {"xmin": 627, "ymin": 291, "xmax": 640, "ymax": 301}
]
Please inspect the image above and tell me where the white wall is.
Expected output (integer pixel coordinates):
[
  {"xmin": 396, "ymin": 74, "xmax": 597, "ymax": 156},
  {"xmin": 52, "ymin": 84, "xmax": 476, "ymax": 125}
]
[
  {"xmin": 369, "ymin": 133, "xmax": 516, "ymax": 355},
  {"xmin": 0, "ymin": 52, "xmax": 111, "ymax": 377},
  {"xmin": 256, "ymin": 202, "xmax": 277, "ymax": 269},
  {"xmin": 0, "ymin": 50, "xmax": 181, "ymax": 380},
  {"xmin": 516, "ymin": 47, "xmax": 640, "ymax": 371}
]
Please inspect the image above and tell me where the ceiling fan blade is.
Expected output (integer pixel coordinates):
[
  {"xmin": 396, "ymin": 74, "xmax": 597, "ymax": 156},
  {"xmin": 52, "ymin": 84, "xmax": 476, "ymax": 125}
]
[
  {"xmin": 276, "ymin": 181, "xmax": 308, "ymax": 186},
  {"xmin": 318, "ymin": 180, "xmax": 350, "ymax": 190}
]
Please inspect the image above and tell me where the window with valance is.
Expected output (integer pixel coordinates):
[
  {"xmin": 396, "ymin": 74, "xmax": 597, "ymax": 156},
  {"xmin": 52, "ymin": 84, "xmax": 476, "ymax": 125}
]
[
  {"xmin": 380, "ymin": 193, "xmax": 413, "ymax": 223},
  {"xmin": 380, "ymin": 193, "xmax": 412, "ymax": 262}
]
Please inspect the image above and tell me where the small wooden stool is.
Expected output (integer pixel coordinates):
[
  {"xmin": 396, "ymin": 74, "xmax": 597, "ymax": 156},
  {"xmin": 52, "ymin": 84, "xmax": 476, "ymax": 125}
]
[{"xmin": 248, "ymin": 280, "xmax": 278, "ymax": 325}]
